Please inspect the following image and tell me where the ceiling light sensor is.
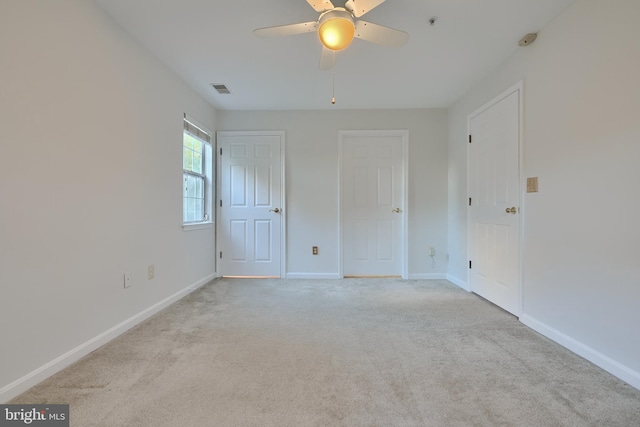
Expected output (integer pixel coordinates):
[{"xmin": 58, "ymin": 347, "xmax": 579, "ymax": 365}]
[
  {"xmin": 428, "ymin": 16, "xmax": 438, "ymax": 26},
  {"xmin": 518, "ymin": 33, "xmax": 538, "ymax": 46}
]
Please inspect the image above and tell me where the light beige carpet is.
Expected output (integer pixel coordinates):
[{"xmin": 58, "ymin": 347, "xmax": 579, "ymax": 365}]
[{"xmin": 11, "ymin": 278, "xmax": 640, "ymax": 426}]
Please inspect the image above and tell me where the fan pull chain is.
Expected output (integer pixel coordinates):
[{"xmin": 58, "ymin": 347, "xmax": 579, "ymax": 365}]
[{"xmin": 331, "ymin": 72, "xmax": 336, "ymax": 105}]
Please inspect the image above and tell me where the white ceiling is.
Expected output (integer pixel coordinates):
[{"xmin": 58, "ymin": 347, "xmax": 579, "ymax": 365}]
[{"xmin": 94, "ymin": 0, "xmax": 575, "ymax": 110}]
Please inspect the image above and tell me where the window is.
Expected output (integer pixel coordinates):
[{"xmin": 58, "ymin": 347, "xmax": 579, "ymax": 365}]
[{"xmin": 183, "ymin": 116, "xmax": 213, "ymax": 225}]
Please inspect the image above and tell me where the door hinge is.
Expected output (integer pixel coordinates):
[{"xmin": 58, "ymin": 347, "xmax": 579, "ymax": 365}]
[
  {"xmin": 469, "ymin": 260, "xmax": 472, "ymax": 269},
  {"xmin": 219, "ymin": 251, "xmax": 222, "ymax": 259},
  {"xmin": 468, "ymin": 135, "xmax": 472, "ymax": 143},
  {"xmin": 469, "ymin": 197, "xmax": 472, "ymax": 206},
  {"xmin": 220, "ymin": 200, "xmax": 222, "ymax": 207},
  {"xmin": 219, "ymin": 147, "xmax": 222, "ymax": 155}
]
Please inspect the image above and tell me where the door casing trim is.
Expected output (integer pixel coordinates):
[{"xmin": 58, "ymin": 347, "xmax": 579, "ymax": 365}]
[
  {"xmin": 466, "ymin": 81, "xmax": 524, "ymax": 316},
  {"xmin": 216, "ymin": 130, "xmax": 286, "ymax": 278},
  {"xmin": 338, "ymin": 130, "xmax": 409, "ymax": 279}
]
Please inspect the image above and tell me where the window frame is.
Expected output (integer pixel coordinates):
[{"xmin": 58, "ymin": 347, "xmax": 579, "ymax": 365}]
[{"xmin": 182, "ymin": 115, "xmax": 213, "ymax": 228}]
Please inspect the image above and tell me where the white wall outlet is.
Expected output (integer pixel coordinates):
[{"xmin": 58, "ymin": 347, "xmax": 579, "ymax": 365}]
[
  {"xmin": 124, "ymin": 272, "xmax": 132, "ymax": 288},
  {"xmin": 428, "ymin": 247, "xmax": 436, "ymax": 257},
  {"xmin": 147, "ymin": 264, "xmax": 155, "ymax": 280}
]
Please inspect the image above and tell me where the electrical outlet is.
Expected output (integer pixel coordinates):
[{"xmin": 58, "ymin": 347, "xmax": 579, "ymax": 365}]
[
  {"xmin": 312, "ymin": 246, "xmax": 318, "ymax": 255},
  {"xmin": 124, "ymin": 272, "xmax": 132, "ymax": 288},
  {"xmin": 428, "ymin": 247, "xmax": 436, "ymax": 257},
  {"xmin": 147, "ymin": 264, "xmax": 155, "ymax": 280}
]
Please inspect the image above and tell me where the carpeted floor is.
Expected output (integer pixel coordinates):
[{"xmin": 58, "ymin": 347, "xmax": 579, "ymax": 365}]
[{"xmin": 11, "ymin": 278, "xmax": 640, "ymax": 426}]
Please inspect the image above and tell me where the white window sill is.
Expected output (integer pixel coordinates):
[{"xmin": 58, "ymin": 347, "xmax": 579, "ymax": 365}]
[{"xmin": 182, "ymin": 222, "xmax": 214, "ymax": 232}]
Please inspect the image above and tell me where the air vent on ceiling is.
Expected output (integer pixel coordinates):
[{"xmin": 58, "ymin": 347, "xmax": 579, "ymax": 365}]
[{"xmin": 210, "ymin": 83, "xmax": 231, "ymax": 94}]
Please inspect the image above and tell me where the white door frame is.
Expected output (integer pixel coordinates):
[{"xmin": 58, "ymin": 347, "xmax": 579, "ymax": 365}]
[
  {"xmin": 216, "ymin": 130, "xmax": 286, "ymax": 278},
  {"xmin": 466, "ymin": 81, "xmax": 524, "ymax": 315},
  {"xmin": 338, "ymin": 130, "xmax": 409, "ymax": 279}
]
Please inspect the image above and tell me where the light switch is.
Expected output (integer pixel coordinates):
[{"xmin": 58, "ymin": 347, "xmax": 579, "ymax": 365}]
[{"xmin": 527, "ymin": 177, "xmax": 539, "ymax": 193}]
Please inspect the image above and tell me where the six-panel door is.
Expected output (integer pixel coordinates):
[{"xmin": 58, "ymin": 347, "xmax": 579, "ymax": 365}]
[{"xmin": 218, "ymin": 132, "xmax": 283, "ymax": 277}]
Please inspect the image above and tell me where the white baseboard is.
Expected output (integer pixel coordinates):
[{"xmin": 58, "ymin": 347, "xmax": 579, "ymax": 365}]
[
  {"xmin": 0, "ymin": 274, "xmax": 215, "ymax": 403},
  {"xmin": 407, "ymin": 273, "xmax": 447, "ymax": 280},
  {"xmin": 285, "ymin": 273, "xmax": 449, "ymax": 280},
  {"xmin": 285, "ymin": 273, "xmax": 341, "ymax": 280},
  {"xmin": 520, "ymin": 314, "xmax": 640, "ymax": 391},
  {"xmin": 446, "ymin": 274, "xmax": 469, "ymax": 291}
]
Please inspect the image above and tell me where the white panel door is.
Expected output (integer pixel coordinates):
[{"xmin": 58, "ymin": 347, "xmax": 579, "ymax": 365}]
[
  {"xmin": 468, "ymin": 88, "xmax": 520, "ymax": 315},
  {"xmin": 341, "ymin": 131, "xmax": 407, "ymax": 277},
  {"xmin": 218, "ymin": 131, "xmax": 284, "ymax": 277}
]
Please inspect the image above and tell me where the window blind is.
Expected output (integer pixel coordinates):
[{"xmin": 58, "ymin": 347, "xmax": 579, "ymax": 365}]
[{"xmin": 183, "ymin": 118, "xmax": 211, "ymax": 143}]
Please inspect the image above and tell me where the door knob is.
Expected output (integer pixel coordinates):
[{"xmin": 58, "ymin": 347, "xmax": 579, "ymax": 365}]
[
  {"xmin": 269, "ymin": 208, "xmax": 281, "ymax": 213},
  {"xmin": 505, "ymin": 207, "xmax": 517, "ymax": 214},
  {"xmin": 392, "ymin": 208, "xmax": 401, "ymax": 213}
]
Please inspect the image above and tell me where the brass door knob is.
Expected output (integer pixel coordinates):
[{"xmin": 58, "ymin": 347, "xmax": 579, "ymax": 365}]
[
  {"xmin": 392, "ymin": 208, "xmax": 401, "ymax": 213},
  {"xmin": 269, "ymin": 208, "xmax": 281, "ymax": 213},
  {"xmin": 505, "ymin": 207, "xmax": 517, "ymax": 214}
]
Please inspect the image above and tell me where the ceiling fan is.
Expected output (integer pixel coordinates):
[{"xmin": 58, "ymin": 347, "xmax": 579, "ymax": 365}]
[{"xmin": 253, "ymin": 0, "xmax": 409, "ymax": 70}]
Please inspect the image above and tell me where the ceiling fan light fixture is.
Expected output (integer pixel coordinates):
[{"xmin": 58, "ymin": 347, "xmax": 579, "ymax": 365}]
[{"xmin": 318, "ymin": 9, "xmax": 355, "ymax": 51}]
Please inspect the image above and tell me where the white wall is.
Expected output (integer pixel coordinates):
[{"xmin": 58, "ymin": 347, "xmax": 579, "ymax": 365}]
[
  {"xmin": 217, "ymin": 109, "xmax": 448, "ymax": 279},
  {"xmin": 0, "ymin": 0, "xmax": 216, "ymax": 400},
  {"xmin": 448, "ymin": 0, "xmax": 640, "ymax": 387}
]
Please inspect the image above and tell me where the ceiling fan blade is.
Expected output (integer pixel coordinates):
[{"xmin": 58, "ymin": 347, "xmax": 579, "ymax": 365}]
[
  {"xmin": 354, "ymin": 20, "xmax": 408, "ymax": 47},
  {"xmin": 253, "ymin": 21, "xmax": 318, "ymax": 38},
  {"xmin": 345, "ymin": 0, "xmax": 386, "ymax": 18},
  {"xmin": 306, "ymin": 0, "xmax": 335, "ymax": 12},
  {"xmin": 319, "ymin": 46, "xmax": 336, "ymax": 70}
]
